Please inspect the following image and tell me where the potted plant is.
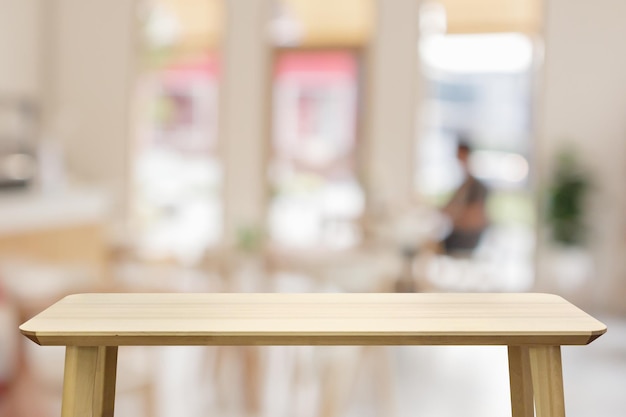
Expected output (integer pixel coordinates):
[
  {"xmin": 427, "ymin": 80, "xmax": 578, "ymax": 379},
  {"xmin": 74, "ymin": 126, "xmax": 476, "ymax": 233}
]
[
  {"xmin": 544, "ymin": 148, "xmax": 593, "ymax": 289},
  {"xmin": 546, "ymin": 149, "xmax": 590, "ymax": 246}
]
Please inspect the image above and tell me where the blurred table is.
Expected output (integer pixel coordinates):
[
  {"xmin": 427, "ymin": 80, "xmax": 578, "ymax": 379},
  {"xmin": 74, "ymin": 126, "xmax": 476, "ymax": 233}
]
[
  {"xmin": 21, "ymin": 292, "xmax": 606, "ymax": 417},
  {"xmin": 0, "ymin": 186, "xmax": 111, "ymax": 279}
]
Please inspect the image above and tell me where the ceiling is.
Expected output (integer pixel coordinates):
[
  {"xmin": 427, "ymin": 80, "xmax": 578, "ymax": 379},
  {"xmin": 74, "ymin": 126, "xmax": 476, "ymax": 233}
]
[{"xmin": 154, "ymin": 0, "xmax": 541, "ymax": 51}]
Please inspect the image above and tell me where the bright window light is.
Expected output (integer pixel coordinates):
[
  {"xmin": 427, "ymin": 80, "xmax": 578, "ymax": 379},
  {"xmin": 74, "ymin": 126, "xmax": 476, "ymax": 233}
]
[
  {"xmin": 469, "ymin": 150, "xmax": 529, "ymax": 184},
  {"xmin": 420, "ymin": 33, "xmax": 533, "ymax": 73}
]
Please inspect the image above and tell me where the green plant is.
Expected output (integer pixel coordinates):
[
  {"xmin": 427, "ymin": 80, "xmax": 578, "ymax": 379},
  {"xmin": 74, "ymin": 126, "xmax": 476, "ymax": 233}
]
[
  {"xmin": 546, "ymin": 149, "xmax": 590, "ymax": 246},
  {"xmin": 236, "ymin": 224, "xmax": 265, "ymax": 254}
]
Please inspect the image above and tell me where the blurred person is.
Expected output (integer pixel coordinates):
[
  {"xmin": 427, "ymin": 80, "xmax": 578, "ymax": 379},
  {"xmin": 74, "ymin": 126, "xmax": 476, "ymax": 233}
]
[
  {"xmin": 440, "ymin": 137, "xmax": 490, "ymax": 254},
  {"xmin": 397, "ymin": 137, "xmax": 489, "ymax": 292}
]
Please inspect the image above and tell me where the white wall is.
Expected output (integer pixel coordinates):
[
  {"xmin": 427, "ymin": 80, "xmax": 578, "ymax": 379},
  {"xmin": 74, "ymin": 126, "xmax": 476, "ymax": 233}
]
[
  {"xmin": 538, "ymin": 0, "xmax": 626, "ymax": 312},
  {"xmin": 0, "ymin": 0, "xmax": 41, "ymax": 97},
  {"xmin": 45, "ymin": 0, "xmax": 137, "ymax": 219}
]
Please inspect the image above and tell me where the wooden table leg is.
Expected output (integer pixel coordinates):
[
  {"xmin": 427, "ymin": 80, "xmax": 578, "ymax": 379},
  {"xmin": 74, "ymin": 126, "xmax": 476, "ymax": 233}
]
[
  {"xmin": 529, "ymin": 346, "xmax": 566, "ymax": 417},
  {"xmin": 93, "ymin": 346, "xmax": 118, "ymax": 417},
  {"xmin": 508, "ymin": 346, "xmax": 534, "ymax": 417},
  {"xmin": 61, "ymin": 346, "xmax": 118, "ymax": 417}
]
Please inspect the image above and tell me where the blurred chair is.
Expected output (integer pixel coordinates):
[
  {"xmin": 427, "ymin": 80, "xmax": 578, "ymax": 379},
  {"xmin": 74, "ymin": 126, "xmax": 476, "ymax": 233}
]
[
  {"xmin": 0, "ymin": 261, "xmax": 158, "ymax": 417},
  {"xmin": 0, "ymin": 284, "xmax": 19, "ymax": 416}
]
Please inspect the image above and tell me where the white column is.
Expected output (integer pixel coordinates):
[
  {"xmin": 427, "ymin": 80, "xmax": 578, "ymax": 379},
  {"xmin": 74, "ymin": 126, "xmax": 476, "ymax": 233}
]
[
  {"xmin": 364, "ymin": 0, "xmax": 421, "ymax": 210},
  {"xmin": 220, "ymin": 0, "xmax": 272, "ymax": 247}
]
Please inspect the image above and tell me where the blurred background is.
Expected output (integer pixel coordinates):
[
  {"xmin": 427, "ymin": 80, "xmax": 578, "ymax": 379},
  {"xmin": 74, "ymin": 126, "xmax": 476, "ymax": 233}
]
[{"xmin": 0, "ymin": 0, "xmax": 625, "ymax": 416}]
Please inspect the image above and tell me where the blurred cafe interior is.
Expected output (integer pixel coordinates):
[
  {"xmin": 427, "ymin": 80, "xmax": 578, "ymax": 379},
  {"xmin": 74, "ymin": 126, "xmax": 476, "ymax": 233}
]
[{"xmin": 0, "ymin": 0, "xmax": 625, "ymax": 416}]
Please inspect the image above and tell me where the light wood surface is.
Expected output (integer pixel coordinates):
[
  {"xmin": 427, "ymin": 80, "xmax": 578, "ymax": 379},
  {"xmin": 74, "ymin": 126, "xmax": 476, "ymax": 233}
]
[
  {"xmin": 20, "ymin": 293, "xmax": 606, "ymax": 347},
  {"xmin": 61, "ymin": 346, "xmax": 98, "ymax": 417},
  {"xmin": 60, "ymin": 346, "xmax": 118, "ymax": 417},
  {"xmin": 530, "ymin": 346, "xmax": 566, "ymax": 417},
  {"xmin": 508, "ymin": 346, "xmax": 534, "ymax": 417},
  {"xmin": 92, "ymin": 346, "xmax": 118, "ymax": 417}
]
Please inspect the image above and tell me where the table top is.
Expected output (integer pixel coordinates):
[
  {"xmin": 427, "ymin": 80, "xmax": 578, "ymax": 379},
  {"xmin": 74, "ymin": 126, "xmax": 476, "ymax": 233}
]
[{"xmin": 19, "ymin": 293, "xmax": 607, "ymax": 346}]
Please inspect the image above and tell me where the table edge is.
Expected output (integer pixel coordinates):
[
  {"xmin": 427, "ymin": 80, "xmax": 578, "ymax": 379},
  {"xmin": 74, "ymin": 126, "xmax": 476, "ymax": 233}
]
[
  {"xmin": 20, "ymin": 328, "xmax": 607, "ymax": 347},
  {"xmin": 19, "ymin": 292, "xmax": 608, "ymax": 347}
]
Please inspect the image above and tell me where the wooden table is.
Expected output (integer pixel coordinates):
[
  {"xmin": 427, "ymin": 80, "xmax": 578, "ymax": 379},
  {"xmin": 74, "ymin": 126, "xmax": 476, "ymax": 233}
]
[{"xmin": 20, "ymin": 292, "xmax": 606, "ymax": 417}]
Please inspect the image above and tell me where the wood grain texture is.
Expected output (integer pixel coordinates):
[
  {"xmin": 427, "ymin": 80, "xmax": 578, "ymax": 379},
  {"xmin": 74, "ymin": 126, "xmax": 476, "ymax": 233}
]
[
  {"xmin": 530, "ymin": 346, "xmax": 566, "ymax": 417},
  {"xmin": 508, "ymin": 345, "xmax": 534, "ymax": 417},
  {"xmin": 61, "ymin": 346, "xmax": 118, "ymax": 417},
  {"xmin": 93, "ymin": 346, "xmax": 118, "ymax": 417},
  {"xmin": 20, "ymin": 293, "xmax": 606, "ymax": 347},
  {"xmin": 61, "ymin": 346, "xmax": 98, "ymax": 417}
]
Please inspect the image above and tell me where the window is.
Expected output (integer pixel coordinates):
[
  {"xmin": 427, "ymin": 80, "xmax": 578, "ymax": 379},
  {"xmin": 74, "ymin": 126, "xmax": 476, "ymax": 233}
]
[
  {"xmin": 417, "ymin": 32, "xmax": 537, "ymax": 289},
  {"xmin": 131, "ymin": 1, "xmax": 223, "ymax": 264},
  {"xmin": 268, "ymin": 50, "xmax": 364, "ymax": 250}
]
